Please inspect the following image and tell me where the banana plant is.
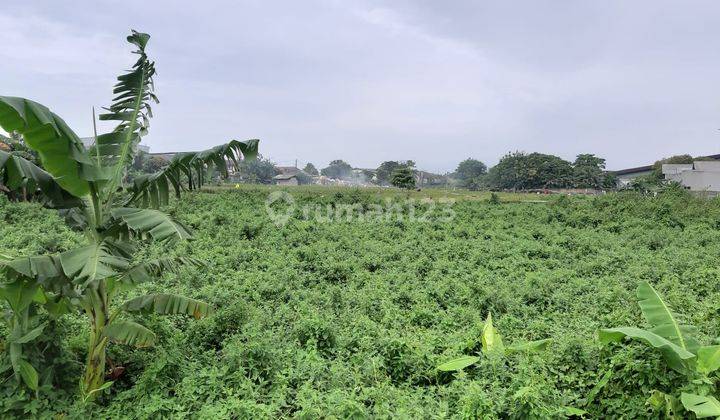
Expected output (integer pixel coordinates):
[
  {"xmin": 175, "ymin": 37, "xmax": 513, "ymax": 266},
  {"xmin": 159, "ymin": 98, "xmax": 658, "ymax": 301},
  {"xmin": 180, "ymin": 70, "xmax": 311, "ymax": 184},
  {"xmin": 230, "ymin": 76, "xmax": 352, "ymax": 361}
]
[
  {"xmin": 0, "ymin": 149, "xmax": 78, "ymax": 205},
  {"xmin": 0, "ymin": 30, "xmax": 258, "ymax": 399},
  {"xmin": 599, "ymin": 281, "xmax": 720, "ymax": 418},
  {"xmin": 437, "ymin": 313, "xmax": 552, "ymax": 372}
]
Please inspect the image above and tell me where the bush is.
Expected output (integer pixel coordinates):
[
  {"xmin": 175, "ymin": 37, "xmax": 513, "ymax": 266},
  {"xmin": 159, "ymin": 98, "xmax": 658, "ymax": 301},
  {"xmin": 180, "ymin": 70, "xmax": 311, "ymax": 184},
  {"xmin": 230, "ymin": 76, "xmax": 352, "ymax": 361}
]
[{"xmin": 4, "ymin": 187, "xmax": 720, "ymax": 417}]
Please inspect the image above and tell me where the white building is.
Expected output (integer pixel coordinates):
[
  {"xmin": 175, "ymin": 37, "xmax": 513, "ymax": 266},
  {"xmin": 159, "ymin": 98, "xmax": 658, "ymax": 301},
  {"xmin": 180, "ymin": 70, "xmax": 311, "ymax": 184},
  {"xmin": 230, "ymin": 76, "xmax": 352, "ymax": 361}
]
[
  {"xmin": 662, "ymin": 161, "xmax": 720, "ymax": 191},
  {"xmin": 661, "ymin": 164, "xmax": 693, "ymax": 183}
]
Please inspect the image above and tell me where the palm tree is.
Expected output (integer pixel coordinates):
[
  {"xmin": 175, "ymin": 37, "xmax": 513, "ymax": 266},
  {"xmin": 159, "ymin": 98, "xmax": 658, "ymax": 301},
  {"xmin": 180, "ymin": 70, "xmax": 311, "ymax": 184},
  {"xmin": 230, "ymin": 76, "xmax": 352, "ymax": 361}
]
[{"xmin": 0, "ymin": 30, "xmax": 258, "ymax": 399}]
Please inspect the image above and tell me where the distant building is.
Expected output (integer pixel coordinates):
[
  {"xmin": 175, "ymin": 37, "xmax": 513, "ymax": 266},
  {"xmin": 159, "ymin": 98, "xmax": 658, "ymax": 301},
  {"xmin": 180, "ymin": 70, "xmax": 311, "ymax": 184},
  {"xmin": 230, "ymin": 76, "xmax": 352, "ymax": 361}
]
[
  {"xmin": 613, "ymin": 154, "xmax": 720, "ymax": 192},
  {"xmin": 80, "ymin": 137, "xmax": 150, "ymax": 153},
  {"xmin": 273, "ymin": 173, "xmax": 300, "ymax": 186},
  {"xmin": 614, "ymin": 164, "xmax": 654, "ymax": 187},
  {"xmin": 415, "ymin": 170, "xmax": 447, "ymax": 187},
  {"xmin": 613, "ymin": 153, "xmax": 720, "ymax": 188},
  {"xmin": 662, "ymin": 160, "xmax": 720, "ymax": 192},
  {"xmin": 273, "ymin": 166, "xmax": 309, "ymax": 186}
]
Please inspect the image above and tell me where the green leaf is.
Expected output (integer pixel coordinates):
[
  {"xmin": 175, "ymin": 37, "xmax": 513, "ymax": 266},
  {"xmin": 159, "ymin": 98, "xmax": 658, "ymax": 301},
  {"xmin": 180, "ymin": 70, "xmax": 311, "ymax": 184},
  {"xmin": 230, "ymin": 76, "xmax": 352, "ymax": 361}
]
[
  {"xmin": 43, "ymin": 294, "xmax": 70, "ymax": 318},
  {"xmin": 436, "ymin": 355, "xmax": 480, "ymax": 372},
  {"xmin": 18, "ymin": 359, "xmax": 38, "ymax": 390},
  {"xmin": 681, "ymin": 393, "xmax": 720, "ymax": 418},
  {"xmin": 127, "ymin": 29, "xmax": 150, "ymax": 49},
  {"xmin": 103, "ymin": 320, "xmax": 156, "ymax": 347},
  {"xmin": 59, "ymin": 241, "xmax": 130, "ymax": 286},
  {"xmin": 97, "ymin": 30, "xmax": 157, "ymax": 198},
  {"xmin": 85, "ymin": 380, "xmax": 114, "ymax": 399},
  {"xmin": 11, "ymin": 323, "xmax": 46, "ymax": 344},
  {"xmin": 481, "ymin": 313, "xmax": 504, "ymax": 354},
  {"xmin": 109, "ymin": 208, "xmax": 192, "ymax": 243},
  {"xmin": 128, "ymin": 139, "xmax": 259, "ymax": 209},
  {"xmin": 1, "ymin": 253, "xmax": 65, "ymax": 286},
  {"xmin": 123, "ymin": 293, "xmax": 212, "ymax": 319},
  {"xmin": 0, "ymin": 150, "xmax": 80, "ymax": 207},
  {"xmin": 584, "ymin": 368, "xmax": 612, "ymax": 406},
  {"xmin": 697, "ymin": 345, "xmax": 720, "ymax": 374},
  {"xmin": 9, "ymin": 342, "xmax": 21, "ymax": 374},
  {"xmin": 598, "ymin": 327, "xmax": 695, "ymax": 373},
  {"xmin": 647, "ymin": 390, "xmax": 679, "ymax": 418},
  {"xmin": 0, "ymin": 96, "xmax": 92, "ymax": 197},
  {"xmin": 561, "ymin": 406, "xmax": 587, "ymax": 417},
  {"xmin": 0, "ymin": 280, "xmax": 40, "ymax": 312},
  {"xmin": 506, "ymin": 338, "xmax": 552, "ymax": 355},
  {"xmin": 118, "ymin": 257, "xmax": 203, "ymax": 285},
  {"xmin": 637, "ymin": 281, "xmax": 699, "ymax": 354}
]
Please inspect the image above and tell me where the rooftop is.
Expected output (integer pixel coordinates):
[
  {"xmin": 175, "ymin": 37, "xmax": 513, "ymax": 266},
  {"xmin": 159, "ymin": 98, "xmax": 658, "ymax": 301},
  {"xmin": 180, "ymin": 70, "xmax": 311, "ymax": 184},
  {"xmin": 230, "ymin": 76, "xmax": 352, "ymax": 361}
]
[{"xmin": 613, "ymin": 153, "xmax": 720, "ymax": 175}]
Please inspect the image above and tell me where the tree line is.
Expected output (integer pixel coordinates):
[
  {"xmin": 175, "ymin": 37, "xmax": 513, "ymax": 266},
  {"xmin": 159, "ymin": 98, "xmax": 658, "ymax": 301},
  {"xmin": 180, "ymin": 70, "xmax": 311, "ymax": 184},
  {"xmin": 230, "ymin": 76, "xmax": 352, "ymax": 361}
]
[
  {"xmin": 218, "ymin": 156, "xmax": 418, "ymax": 188},
  {"xmin": 76, "ymin": 144, "xmax": 714, "ymax": 192},
  {"xmin": 199, "ymin": 152, "xmax": 616, "ymax": 190},
  {"xmin": 453, "ymin": 152, "xmax": 617, "ymax": 191},
  {"xmin": 304, "ymin": 153, "xmax": 617, "ymax": 191}
]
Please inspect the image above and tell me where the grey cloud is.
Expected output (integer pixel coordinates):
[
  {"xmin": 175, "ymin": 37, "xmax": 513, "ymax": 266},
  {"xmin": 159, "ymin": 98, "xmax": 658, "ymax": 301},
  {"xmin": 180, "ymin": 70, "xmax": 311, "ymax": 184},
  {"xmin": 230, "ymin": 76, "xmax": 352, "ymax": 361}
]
[{"xmin": 2, "ymin": 0, "xmax": 719, "ymax": 172}]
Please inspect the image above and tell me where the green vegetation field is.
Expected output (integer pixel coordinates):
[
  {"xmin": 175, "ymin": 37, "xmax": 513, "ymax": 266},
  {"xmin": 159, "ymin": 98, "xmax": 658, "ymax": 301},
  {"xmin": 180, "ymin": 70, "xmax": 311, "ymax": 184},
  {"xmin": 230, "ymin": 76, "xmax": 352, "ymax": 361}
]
[{"xmin": 2, "ymin": 187, "xmax": 720, "ymax": 418}]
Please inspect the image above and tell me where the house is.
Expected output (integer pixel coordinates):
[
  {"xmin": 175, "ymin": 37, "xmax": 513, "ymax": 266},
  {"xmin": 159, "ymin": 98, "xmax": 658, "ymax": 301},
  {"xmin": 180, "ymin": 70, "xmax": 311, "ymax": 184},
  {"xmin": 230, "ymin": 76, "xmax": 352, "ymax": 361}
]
[
  {"xmin": 273, "ymin": 166, "xmax": 309, "ymax": 186},
  {"xmin": 273, "ymin": 173, "xmax": 300, "ymax": 186},
  {"xmin": 613, "ymin": 153, "xmax": 720, "ymax": 188},
  {"xmin": 613, "ymin": 153, "xmax": 720, "ymax": 191},
  {"xmin": 662, "ymin": 160, "xmax": 720, "ymax": 192}
]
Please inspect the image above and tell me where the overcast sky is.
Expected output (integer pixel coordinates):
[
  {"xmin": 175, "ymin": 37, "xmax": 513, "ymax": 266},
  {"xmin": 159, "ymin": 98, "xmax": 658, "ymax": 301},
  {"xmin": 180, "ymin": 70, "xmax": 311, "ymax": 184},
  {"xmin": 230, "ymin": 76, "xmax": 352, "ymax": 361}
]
[{"xmin": 2, "ymin": 1, "xmax": 720, "ymax": 172}]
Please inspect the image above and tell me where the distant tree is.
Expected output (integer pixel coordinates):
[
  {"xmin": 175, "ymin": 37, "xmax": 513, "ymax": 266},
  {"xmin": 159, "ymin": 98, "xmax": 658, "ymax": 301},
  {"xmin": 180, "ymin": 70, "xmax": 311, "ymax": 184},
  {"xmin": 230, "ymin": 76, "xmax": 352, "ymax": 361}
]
[
  {"xmin": 377, "ymin": 160, "xmax": 414, "ymax": 185},
  {"xmin": 651, "ymin": 154, "xmax": 694, "ymax": 180},
  {"xmin": 454, "ymin": 158, "xmax": 487, "ymax": 190},
  {"xmin": 627, "ymin": 174, "xmax": 661, "ymax": 193},
  {"xmin": 143, "ymin": 155, "xmax": 168, "ymax": 173},
  {"xmin": 303, "ymin": 162, "xmax": 319, "ymax": 176},
  {"xmin": 485, "ymin": 152, "xmax": 524, "ymax": 190},
  {"xmin": 391, "ymin": 166, "xmax": 416, "ymax": 189},
  {"xmin": 132, "ymin": 150, "xmax": 147, "ymax": 171},
  {"xmin": 487, "ymin": 152, "xmax": 572, "ymax": 190},
  {"xmin": 132, "ymin": 151, "xmax": 167, "ymax": 174},
  {"xmin": 295, "ymin": 171, "xmax": 314, "ymax": 185},
  {"xmin": 601, "ymin": 172, "xmax": 618, "ymax": 190},
  {"xmin": 321, "ymin": 159, "xmax": 353, "ymax": 179},
  {"xmin": 376, "ymin": 161, "xmax": 401, "ymax": 184},
  {"xmin": 360, "ymin": 169, "xmax": 376, "ymax": 184},
  {"xmin": 572, "ymin": 154, "xmax": 606, "ymax": 189},
  {"xmin": 236, "ymin": 154, "xmax": 278, "ymax": 184}
]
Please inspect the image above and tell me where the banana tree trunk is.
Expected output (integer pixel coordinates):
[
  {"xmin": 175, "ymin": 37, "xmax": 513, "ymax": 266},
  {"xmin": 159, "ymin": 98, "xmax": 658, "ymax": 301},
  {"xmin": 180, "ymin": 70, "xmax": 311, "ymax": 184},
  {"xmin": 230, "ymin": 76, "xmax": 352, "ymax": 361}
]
[{"xmin": 81, "ymin": 287, "xmax": 109, "ymax": 400}]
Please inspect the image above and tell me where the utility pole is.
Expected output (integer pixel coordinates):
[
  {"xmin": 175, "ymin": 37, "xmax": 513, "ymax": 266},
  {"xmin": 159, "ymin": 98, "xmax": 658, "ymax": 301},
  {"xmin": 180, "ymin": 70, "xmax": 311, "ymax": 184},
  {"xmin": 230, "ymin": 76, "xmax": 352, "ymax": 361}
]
[{"xmin": 295, "ymin": 159, "xmax": 298, "ymax": 169}]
